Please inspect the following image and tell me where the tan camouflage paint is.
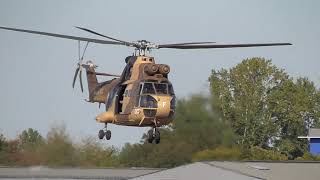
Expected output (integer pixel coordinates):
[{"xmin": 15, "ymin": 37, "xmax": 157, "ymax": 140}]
[{"xmin": 86, "ymin": 55, "xmax": 174, "ymax": 127}]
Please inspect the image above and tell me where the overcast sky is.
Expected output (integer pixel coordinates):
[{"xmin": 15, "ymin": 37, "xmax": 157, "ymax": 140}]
[{"xmin": 0, "ymin": 0, "xmax": 319, "ymax": 147}]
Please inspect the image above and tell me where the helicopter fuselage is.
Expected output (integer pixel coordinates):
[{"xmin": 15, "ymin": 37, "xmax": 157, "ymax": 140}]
[{"xmin": 85, "ymin": 55, "xmax": 175, "ymax": 127}]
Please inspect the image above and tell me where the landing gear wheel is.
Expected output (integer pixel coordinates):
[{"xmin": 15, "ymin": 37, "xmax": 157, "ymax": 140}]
[
  {"xmin": 154, "ymin": 129, "xmax": 160, "ymax": 144},
  {"xmin": 98, "ymin": 130, "xmax": 105, "ymax": 140},
  {"xmin": 147, "ymin": 129, "xmax": 154, "ymax": 143},
  {"xmin": 105, "ymin": 130, "xmax": 111, "ymax": 140}
]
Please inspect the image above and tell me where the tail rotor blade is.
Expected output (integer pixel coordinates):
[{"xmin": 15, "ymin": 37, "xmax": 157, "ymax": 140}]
[
  {"xmin": 72, "ymin": 67, "xmax": 79, "ymax": 88},
  {"xmin": 78, "ymin": 41, "xmax": 81, "ymax": 61},
  {"xmin": 79, "ymin": 68, "xmax": 84, "ymax": 92}
]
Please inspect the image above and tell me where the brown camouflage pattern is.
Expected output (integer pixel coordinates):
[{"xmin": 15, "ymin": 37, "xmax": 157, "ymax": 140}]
[{"xmin": 86, "ymin": 55, "xmax": 175, "ymax": 128}]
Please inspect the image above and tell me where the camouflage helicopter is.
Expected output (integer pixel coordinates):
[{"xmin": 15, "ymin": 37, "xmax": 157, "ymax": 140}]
[{"xmin": 0, "ymin": 26, "xmax": 291, "ymax": 144}]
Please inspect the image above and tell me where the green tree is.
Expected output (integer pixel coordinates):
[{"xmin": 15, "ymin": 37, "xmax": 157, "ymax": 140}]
[
  {"xmin": 209, "ymin": 57, "xmax": 320, "ymax": 159},
  {"xmin": 40, "ymin": 125, "xmax": 78, "ymax": 166},
  {"xmin": 173, "ymin": 95, "xmax": 236, "ymax": 149},
  {"xmin": 78, "ymin": 137, "xmax": 119, "ymax": 167},
  {"xmin": 0, "ymin": 134, "xmax": 7, "ymax": 152},
  {"xmin": 19, "ymin": 128, "xmax": 44, "ymax": 149},
  {"xmin": 209, "ymin": 57, "xmax": 288, "ymax": 147},
  {"xmin": 268, "ymin": 78, "xmax": 320, "ymax": 158},
  {"xmin": 119, "ymin": 95, "xmax": 237, "ymax": 168},
  {"xmin": 0, "ymin": 134, "xmax": 8, "ymax": 164}
]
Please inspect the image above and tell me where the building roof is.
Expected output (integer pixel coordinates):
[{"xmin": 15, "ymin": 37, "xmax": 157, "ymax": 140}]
[
  {"xmin": 309, "ymin": 128, "xmax": 320, "ymax": 137},
  {"xmin": 132, "ymin": 161, "xmax": 320, "ymax": 180},
  {"xmin": 298, "ymin": 128, "xmax": 320, "ymax": 139}
]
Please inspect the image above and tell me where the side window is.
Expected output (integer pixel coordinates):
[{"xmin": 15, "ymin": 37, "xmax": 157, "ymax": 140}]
[
  {"xmin": 136, "ymin": 84, "xmax": 143, "ymax": 107},
  {"xmin": 168, "ymin": 84, "xmax": 175, "ymax": 95},
  {"xmin": 125, "ymin": 67, "xmax": 132, "ymax": 80},
  {"xmin": 139, "ymin": 84, "xmax": 143, "ymax": 95}
]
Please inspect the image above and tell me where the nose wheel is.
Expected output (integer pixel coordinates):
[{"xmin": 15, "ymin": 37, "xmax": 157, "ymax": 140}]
[
  {"xmin": 147, "ymin": 127, "xmax": 160, "ymax": 144},
  {"xmin": 98, "ymin": 123, "xmax": 112, "ymax": 140}
]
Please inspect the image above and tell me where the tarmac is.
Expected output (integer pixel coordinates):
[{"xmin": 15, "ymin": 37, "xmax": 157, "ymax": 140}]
[
  {"xmin": 1, "ymin": 161, "xmax": 320, "ymax": 180},
  {"xmin": 0, "ymin": 166, "xmax": 162, "ymax": 179}
]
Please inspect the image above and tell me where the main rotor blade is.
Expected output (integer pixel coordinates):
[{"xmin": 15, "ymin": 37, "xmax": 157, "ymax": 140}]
[
  {"xmin": 159, "ymin": 41, "xmax": 216, "ymax": 46},
  {"xmin": 95, "ymin": 72, "xmax": 121, "ymax": 77},
  {"xmin": 72, "ymin": 67, "xmax": 80, "ymax": 88},
  {"xmin": 0, "ymin": 26, "xmax": 125, "ymax": 45},
  {"xmin": 75, "ymin": 26, "xmax": 135, "ymax": 46},
  {"xmin": 158, "ymin": 43, "xmax": 292, "ymax": 49}
]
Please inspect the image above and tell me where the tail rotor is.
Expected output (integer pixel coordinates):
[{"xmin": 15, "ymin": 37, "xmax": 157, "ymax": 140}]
[{"xmin": 72, "ymin": 41, "xmax": 89, "ymax": 92}]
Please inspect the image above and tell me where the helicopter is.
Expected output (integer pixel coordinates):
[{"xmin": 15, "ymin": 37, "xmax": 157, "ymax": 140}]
[{"xmin": 0, "ymin": 26, "xmax": 292, "ymax": 144}]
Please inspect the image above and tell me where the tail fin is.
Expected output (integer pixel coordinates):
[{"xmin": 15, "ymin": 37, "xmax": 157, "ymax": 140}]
[{"xmin": 83, "ymin": 61, "xmax": 98, "ymax": 101}]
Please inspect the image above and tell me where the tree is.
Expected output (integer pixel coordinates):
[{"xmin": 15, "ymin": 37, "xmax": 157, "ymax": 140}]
[
  {"xmin": 173, "ymin": 95, "xmax": 236, "ymax": 150},
  {"xmin": 0, "ymin": 134, "xmax": 7, "ymax": 152},
  {"xmin": 19, "ymin": 128, "xmax": 43, "ymax": 149},
  {"xmin": 0, "ymin": 134, "xmax": 8, "ymax": 164},
  {"xmin": 40, "ymin": 125, "xmax": 78, "ymax": 166},
  {"xmin": 209, "ymin": 57, "xmax": 320, "ymax": 159},
  {"xmin": 119, "ymin": 94, "xmax": 237, "ymax": 168},
  {"xmin": 268, "ymin": 78, "xmax": 320, "ymax": 158},
  {"xmin": 209, "ymin": 57, "xmax": 288, "ymax": 147},
  {"xmin": 78, "ymin": 137, "xmax": 119, "ymax": 167}
]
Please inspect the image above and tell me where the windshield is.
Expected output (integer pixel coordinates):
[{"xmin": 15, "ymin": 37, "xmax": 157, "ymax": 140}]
[
  {"xmin": 154, "ymin": 83, "xmax": 168, "ymax": 94},
  {"xmin": 141, "ymin": 82, "xmax": 171, "ymax": 95},
  {"xmin": 142, "ymin": 83, "xmax": 155, "ymax": 94}
]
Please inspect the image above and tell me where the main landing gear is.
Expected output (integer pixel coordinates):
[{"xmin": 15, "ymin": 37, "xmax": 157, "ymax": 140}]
[
  {"xmin": 147, "ymin": 127, "xmax": 160, "ymax": 144},
  {"xmin": 98, "ymin": 123, "xmax": 111, "ymax": 140}
]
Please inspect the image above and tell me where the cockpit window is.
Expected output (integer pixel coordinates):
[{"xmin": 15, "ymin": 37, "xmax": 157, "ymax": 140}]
[
  {"xmin": 142, "ymin": 83, "xmax": 155, "ymax": 94},
  {"xmin": 141, "ymin": 82, "xmax": 173, "ymax": 95},
  {"xmin": 154, "ymin": 83, "xmax": 168, "ymax": 94}
]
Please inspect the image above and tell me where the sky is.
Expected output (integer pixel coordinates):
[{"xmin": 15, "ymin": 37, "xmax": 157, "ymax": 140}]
[{"xmin": 0, "ymin": 0, "xmax": 319, "ymax": 147}]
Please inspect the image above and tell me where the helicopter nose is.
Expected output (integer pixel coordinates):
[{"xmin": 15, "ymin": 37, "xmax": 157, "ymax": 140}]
[{"xmin": 155, "ymin": 96, "xmax": 171, "ymax": 118}]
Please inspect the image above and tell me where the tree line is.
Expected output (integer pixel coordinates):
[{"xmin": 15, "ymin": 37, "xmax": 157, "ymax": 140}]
[{"xmin": 1, "ymin": 57, "xmax": 320, "ymax": 167}]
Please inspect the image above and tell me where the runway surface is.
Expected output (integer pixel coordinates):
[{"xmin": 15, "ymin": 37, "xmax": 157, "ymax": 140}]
[{"xmin": 0, "ymin": 166, "xmax": 162, "ymax": 179}]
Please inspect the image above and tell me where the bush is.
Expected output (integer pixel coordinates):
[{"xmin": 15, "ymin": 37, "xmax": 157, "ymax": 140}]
[
  {"xmin": 192, "ymin": 146, "xmax": 242, "ymax": 161},
  {"xmin": 296, "ymin": 153, "xmax": 320, "ymax": 161},
  {"xmin": 78, "ymin": 137, "xmax": 119, "ymax": 167},
  {"xmin": 39, "ymin": 125, "xmax": 79, "ymax": 166},
  {"xmin": 245, "ymin": 146, "xmax": 288, "ymax": 160},
  {"xmin": 192, "ymin": 146, "xmax": 288, "ymax": 161}
]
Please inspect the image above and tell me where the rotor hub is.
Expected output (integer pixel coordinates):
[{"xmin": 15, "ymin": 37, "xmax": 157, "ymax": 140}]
[{"xmin": 134, "ymin": 40, "xmax": 158, "ymax": 55}]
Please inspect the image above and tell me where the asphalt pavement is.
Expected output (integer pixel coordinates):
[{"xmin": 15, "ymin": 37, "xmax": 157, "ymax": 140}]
[{"xmin": 0, "ymin": 166, "xmax": 162, "ymax": 179}]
